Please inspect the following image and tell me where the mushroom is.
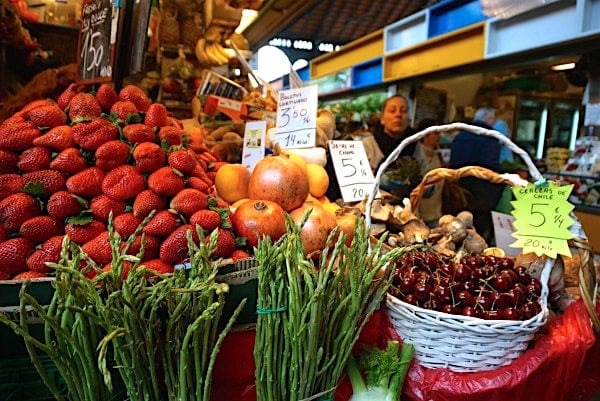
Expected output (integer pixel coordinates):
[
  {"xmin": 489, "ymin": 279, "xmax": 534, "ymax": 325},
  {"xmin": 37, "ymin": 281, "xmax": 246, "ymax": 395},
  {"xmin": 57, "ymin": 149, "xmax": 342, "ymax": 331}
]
[
  {"xmin": 456, "ymin": 211, "xmax": 474, "ymax": 228},
  {"xmin": 433, "ymin": 235, "xmax": 456, "ymax": 257},
  {"xmin": 401, "ymin": 219, "xmax": 430, "ymax": 244},
  {"xmin": 439, "ymin": 215, "xmax": 468, "ymax": 243},
  {"xmin": 462, "ymin": 228, "xmax": 488, "ymax": 254}
]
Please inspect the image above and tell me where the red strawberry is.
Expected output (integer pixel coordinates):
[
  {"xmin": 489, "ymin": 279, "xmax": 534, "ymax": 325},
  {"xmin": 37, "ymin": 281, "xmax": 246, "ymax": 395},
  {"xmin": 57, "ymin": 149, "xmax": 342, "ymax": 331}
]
[
  {"xmin": 147, "ymin": 167, "xmax": 185, "ymax": 197},
  {"xmin": 122, "ymin": 123, "xmax": 155, "ymax": 144},
  {"xmin": 47, "ymin": 190, "xmax": 88, "ymax": 219},
  {"xmin": 124, "ymin": 234, "xmax": 160, "ymax": 261},
  {"xmin": 19, "ymin": 215, "xmax": 64, "ymax": 243},
  {"xmin": 0, "ymin": 224, "xmax": 6, "ymax": 242},
  {"xmin": 102, "ymin": 261, "xmax": 133, "ymax": 280},
  {"xmin": 102, "ymin": 165, "xmax": 146, "ymax": 201},
  {"xmin": 143, "ymin": 209, "xmax": 179, "ymax": 237},
  {"xmin": 231, "ymin": 249, "xmax": 252, "ymax": 261},
  {"xmin": 64, "ymin": 219, "xmax": 106, "ymax": 245},
  {"xmin": 207, "ymin": 228, "xmax": 236, "ymax": 258},
  {"xmin": 0, "ymin": 271, "xmax": 9, "ymax": 280},
  {"xmin": 170, "ymin": 188, "xmax": 208, "ymax": 216},
  {"xmin": 34, "ymin": 235, "xmax": 65, "ymax": 272},
  {"xmin": 187, "ymin": 176, "xmax": 211, "ymax": 193},
  {"xmin": 26, "ymin": 250, "xmax": 53, "ymax": 273},
  {"xmin": 132, "ymin": 189, "xmax": 166, "ymax": 218},
  {"xmin": 132, "ymin": 142, "xmax": 166, "ymax": 173},
  {"xmin": 33, "ymin": 125, "xmax": 75, "ymax": 151},
  {"xmin": 159, "ymin": 224, "xmax": 199, "ymax": 264},
  {"xmin": 190, "ymin": 209, "xmax": 221, "ymax": 232},
  {"xmin": 50, "ymin": 147, "xmax": 88, "ymax": 175},
  {"xmin": 26, "ymin": 104, "xmax": 67, "ymax": 129},
  {"xmin": 72, "ymin": 119, "xmax": 119, "ymax": 151},
  {"xmin": 68, "ymin": 92, "xmax": 102, "ymax": 122},
  {"xmin": 141, "ymin": 259, "xmax": 174, "ymax": 275},
  {"xmin": 0, "ymin": 237, "xmax": 35, "ymax": 275},
  {"xmin": 144, "ymin": 103, "xmax": 169, "ymax": 128},
  {"xmin": 0, "ymin": 149, "xmax": 19, "ymax": 174},
  {"xmin": 66, "ymin": 167, "xmax": 106, "ymax": 198},
  {"xmin": 113, "ymin": 212, "xmax": 142, "ymax": 237},
  {"xmin": 57, "ymin": 83, "xmax": 85, "ymax": 110},
  {"xmin": 17, "ymin": 146, "xmax": 52, "ymax": 172},
  {"xmin": 0, "ymin": 120, "xmax": 41, "ymax": 151},
  {"xmin": 110, "ymin": 100, "xmax": 139, "ymax": 121},
  {"xmin": 119, "ymin": 85, "xmax": 151, "ymax": 112},
  {"xmin": 95, "ymin": 83, "xmax": 119, "ymax": 112},
  {"xmin": 168, "ymin": 149, "xmax": 198, "ymax": 174},
  {"xmin": 158, "ymin": 126, "xmax": 185, "ymax": 147},
  {"xmin": 13, "ymin": 271, "xmax": 48, "ymax": 280},
  {"xmin": 18, "ymin": 99, "xmax": 56, "ymax": 116},
  {"xmin": 22, "ymin": 169, "xmax": 66, "ymax": 196},
  {"xmin": 90, "ymin": 194, "xmax": 126, "ymax": 222},
  {"xmin": 166, "ymin": 117, "xmax": 184, "ymax": 129},
  {"xmin": 0, "ymin": 193, "xmax": 41, "ymax": 231},
  {"xmin": 95, "ymin": 140, "xmax": 130, "ymax": 171},
  {"xmin": 0, "ymin": 173, "xmax": 25, "ymax": 199},
  {"xmin": 206, "ymin": 171, "xmax": 217, "ymax": 183},
  {"xmin": 81, "ymin": 231, "xmax": 112, "ymax": 264}
]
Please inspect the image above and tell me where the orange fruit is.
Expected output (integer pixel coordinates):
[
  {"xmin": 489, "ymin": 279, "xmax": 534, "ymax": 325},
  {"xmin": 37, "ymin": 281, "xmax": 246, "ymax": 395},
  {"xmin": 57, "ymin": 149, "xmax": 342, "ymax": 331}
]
[
  {"xmin": 306, "ymin": 163, "xmax": 329, "ymax": 198},
  {"xmin": 214, "ymin": 163, "xmax": 250, "ymax": 203},
  {"xmin": 286, "ymin": 151, "xmax": 307, "ymax": 173}
]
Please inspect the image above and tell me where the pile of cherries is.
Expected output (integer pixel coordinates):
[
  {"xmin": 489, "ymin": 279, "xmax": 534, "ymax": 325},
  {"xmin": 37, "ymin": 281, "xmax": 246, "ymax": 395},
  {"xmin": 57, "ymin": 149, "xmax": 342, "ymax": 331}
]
[{"xmin": 390, "ymin": 250, "xmax": 543, "ymax": 321}]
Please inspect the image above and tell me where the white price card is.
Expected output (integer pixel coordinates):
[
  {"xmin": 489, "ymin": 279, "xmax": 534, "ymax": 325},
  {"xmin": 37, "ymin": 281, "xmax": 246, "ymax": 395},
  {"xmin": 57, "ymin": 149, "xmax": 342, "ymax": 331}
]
[
  {"xmin": 242, "ymin": 120, "xmax": 267, "ymax": 172},
  {"xmin": 328, "ymin": 140, "xmax": 377, "ymax": 203},
  {"xmin": 491, "ymin": 211, "xmax": 521, "ymax": 256},
  {"xmin": 273, "ymin": 85, "xmax": 317, "ymax": 149}
]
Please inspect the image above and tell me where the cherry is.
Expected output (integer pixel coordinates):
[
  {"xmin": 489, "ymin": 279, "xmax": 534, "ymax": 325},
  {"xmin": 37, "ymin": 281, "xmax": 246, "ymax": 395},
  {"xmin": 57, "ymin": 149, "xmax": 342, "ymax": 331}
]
[
  {"xmin": 454, "ymin": 263, "xmax": 472, "ymax": 282},
  {"xmin": 402, "ymin": 293, "xmax": 418, "ymax": 305},
  {"xmin": 497, "ymin": 257, "xmax": 514, "ymax": 269},
  {"xmin": 462, "ymin": 306, "xmax": 482, "ymax": 318},
  {"xmin": 442, "ymin": 304, "xmax": 460, "ymax": 315},
  {"xmin": 492, "ymin": 272, "xmax": 514, "ymax": 291},
  {"xmin": 514, "ymin": 265, "xmax": 531, "ymax": 284},
  {"xmin": 465, "ymin": 256, "xmax": 480, "ymax": 269},
  {"xmin": 433, "ymin": 284, "xmax": 452, "ymax": 304},
  {"xmin": 413, "ymin": 279, "xmax": 432, "ymax": 301},
  {"xmin": 439, "ymin": 263, "xmax": 455, "ymax": 277},
  {"xmin": 398, "ymin": 274, "xmax": 416, "ymax": 294},
  {"xmin": 461, "ymin": 279, "xmax": 477, "ymax": 292},
  {"xmin": 476, "ymin": 294, "xmax": 492, "ymax": 310},
  {"xmin": 491, "ymin": 292, "xmax": 511, "ymax": 309},
  {"xmin": 456, "ymin": 290, "xmax": 476, "ymax": 307},
  {"xmin": 507, "ymin": 287, "xmax": 525, "ymax": 305},
  {"xmin": 520, "ymin": 301, "xmax": 539, "ymax": 320},
  {"xmin": 438, "ymin": 276, "xmax": 452, "ymax": 287},
  {"xmin": 528, "ymin": 278, "xmax": 542, "ymax": 297},
  {"xmin": 500, "ymin": 269, "xmax": 518, "ymax": 284},
  {"xmin": 503, "ymin": 306, "xmax": 523, "ymax": 320},
  {"xmin": 484, "ymin": 255, "xmax": 498, "ymax": 267},
  {"xmin": 423, "ymin": 298, "xmax": 442, "ymax": 311}
]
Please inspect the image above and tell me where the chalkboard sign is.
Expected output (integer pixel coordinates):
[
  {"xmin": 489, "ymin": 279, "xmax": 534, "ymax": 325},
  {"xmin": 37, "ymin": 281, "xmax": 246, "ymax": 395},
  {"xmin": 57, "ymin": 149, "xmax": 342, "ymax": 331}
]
[{"xmin": 77, "ymin": 0, "xmax": 118, "ymax": 83}]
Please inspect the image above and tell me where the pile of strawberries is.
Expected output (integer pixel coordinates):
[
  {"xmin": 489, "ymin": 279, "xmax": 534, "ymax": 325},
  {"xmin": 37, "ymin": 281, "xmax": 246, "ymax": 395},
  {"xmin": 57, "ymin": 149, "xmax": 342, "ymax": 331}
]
[{"xmin": 0, "ymin": 83, "xmax": 250, "ymax": 281}]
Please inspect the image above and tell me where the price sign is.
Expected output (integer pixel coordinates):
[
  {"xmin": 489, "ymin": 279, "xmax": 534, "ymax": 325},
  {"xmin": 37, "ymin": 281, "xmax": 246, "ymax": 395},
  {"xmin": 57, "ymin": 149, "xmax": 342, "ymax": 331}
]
[
  {"xmin": 242, "ymin": 120, "xmax": 267, "ymax": 172},
  {"xmin": 77, "ymin": 0, "xmax": 118, "ymax": 83},
  {"xmin": 510, "ymin": 183, "xmax": 575, "ymax": 258},
  {"xmin": 273, "ymin": 85, "xmax": 317, "ymax": 149},
  {"xmin": 328, "ymin": 140, "xmax": 377, "ymax": 203}
]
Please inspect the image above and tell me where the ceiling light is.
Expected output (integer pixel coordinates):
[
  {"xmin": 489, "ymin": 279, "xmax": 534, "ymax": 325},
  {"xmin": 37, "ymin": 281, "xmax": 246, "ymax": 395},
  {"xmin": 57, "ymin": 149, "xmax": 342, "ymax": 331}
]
[
  {"xmin": 480, "ymin": 0, "xmax": 560, "ymax": 19},
  {"xmin": 235, "ymin": 9, "xmax": 259, "ymax": 34},
  {"xmin": 551, "ymin": 62, "xmax": 576, "ymax": 71}
]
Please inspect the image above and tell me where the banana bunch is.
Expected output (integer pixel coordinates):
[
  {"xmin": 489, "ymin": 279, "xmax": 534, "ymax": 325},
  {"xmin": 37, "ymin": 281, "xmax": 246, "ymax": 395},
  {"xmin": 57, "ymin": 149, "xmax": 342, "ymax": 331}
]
[{"xmin": 195, "ymin": 38, "xmax": 230, "ymax": 66}]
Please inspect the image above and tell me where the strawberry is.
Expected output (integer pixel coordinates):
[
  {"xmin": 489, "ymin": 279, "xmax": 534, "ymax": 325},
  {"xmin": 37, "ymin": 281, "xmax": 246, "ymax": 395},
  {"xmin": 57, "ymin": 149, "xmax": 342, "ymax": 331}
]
[
  {"xmin": 22, "ymin": 169, "xmax": 66, "ymax": 196},
  {"xmin": 72, "ymin": 119, "xmax": 119, "ymax": 151},
  {"xmin": 27, "ymin": 235, "xmax": 66, "ymax": 273},
  {"xmin": 95, "ymin": 83, "xmax": 119, "ymax": 112},
  {"xmin": 33, "ymin": 125, "xmax": 75, "ymax": 151},
  {"xmin": 13, "ymin": 271, "xmax": 48, "ymax": 280},
  {"xmin": 26, "ymin": 104, "xmax": 67, "ymax": 129},
  {"xmin": 147, "ymin": 167, "xmax": 185, "ymax": 197},
  {"xmin": 102, "ymin": 165, "xmax": 146, "ymax": 201},
  {"xmin": 190, "ymin": 209, "xmax": 221, "ymax": 232},
  {"xmin": 90, "ymin": 194, "xmax": 126, "ymax": 222},
  {"xmin": 64, "ymin": 219, "xmax": 106, "ymax": 245},
  {"xmin": 144, "ymin": 103, "xmax": 169, "ymax": 128},
  {"xmin": 68, "ymin": 92, "xmax": 102, "ymax": 122},
  {"xmin": 158, "ymin": 126, "xmax": 185, "ymax": 147},
  {"xmin": 95, "ymin": 140, "xmax": 130, "ymax": 171},
  {"xmin": 166, "ymin": 117, "xmax": 184, "ymax": 129},
  {"xmin": 57, "ymin": 83, "xmax": 85, "ymax": 110},
  {"xmin": 132, "ymin": 189, "xmax": 166, "ymax": 218},
  {"xmin": 0, "ymin": 149, "xmax": 19, "ymax": 174},
  {"xmin": 0, "ymin": 193, "xmax": 41, "ymax": 231},
  {"xmin": 0, "ymin": 224, "xmax": 5, "ymax": 242},
  {"xmin": 207, "ymin": 228, "xmax": 236, "ymax": 258},
  {"xmin": 110, "ymin": 100, "xmax": 139, "ymax": 121},
  {"xmin": 124, "ymin": 234, "xmax": 160, "ymax": 261},
  {"xmin": 231, "ymin": 248, "xmax": 252, "ymax": 261},
  {"xmin": 66, "ymin": 167, "xmax": 106, "ymax": 198},
  {"xmin": 170, "ymin": 188, "xmax": 208, "ymax": 216},
  {"xmin": 119, "ymin": 85, "xmax": 151, "ymax": 112},
  {"xmin": 17, "ymin": 146, "xmax": 52, "ymax": 172},
  {"xmin": 47, "ymin": 190, "xmax": 88, "ymax": 220},
  {"xmin": 102, "ymin": 261, "xmax": 133, "ymax": 280},
  {"xmin": 18, "ymin": 99, "xmax": 56, "ymax": 116},
  {"xmin": 141, "ymin": 259, "xmax": 174, "ymax": 275},
  {"xmin": 122, "ymin": 123, "xmax": 155, "ymax": 144},
  {"xmin": 168, "ymin": 149, "xmax": 198, "ymax": 174},
  {"xmin": 206, "ymin": 171, "xmax": 218, "ymax": 184},
  {"xmin": 0, "ymin": 173, "xmax": 24, "ymax": 200},
  {"xmin": 143, "ymin": 209, "xmax": 179, "ymax": 237},
  {"xmin": 187, "ymin": 176, "xmax": 211, "ymax": 193},
  {"xmin": 0, "ymin": 120, "xmax": 41, "ymax": 151},
  {"xmin": 19, "ymin": 215, "xmax": 64, "ymax": 243},
  {"xmin": 113, "ymin": 212, "xmax": 142, "ymax": 237},
  {"xmin": 81, "ymin": 231, "xmax": 112, "ymax": 264},
  {"xmin": 0, "ymin": 237, "xmax": 35, "ymax": 275},
  {"xmin": 50, "ymin": 147, "xmax": 88, "ymax": 175},
  {"xmin": 0, "ymin": 271, "xmax": 9, "ymax": 280},
  {"xmin": 132, "ymin": 142, "xmax": 166, "ymax": 173},
  {"xmin": 159, "ymin": 224, "xmax": 199, "ymax": 264}
]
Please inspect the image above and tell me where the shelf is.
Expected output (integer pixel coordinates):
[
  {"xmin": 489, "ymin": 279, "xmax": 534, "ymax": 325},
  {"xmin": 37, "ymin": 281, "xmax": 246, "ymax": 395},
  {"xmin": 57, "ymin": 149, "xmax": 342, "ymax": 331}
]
[{"xmin": 384, "ymin": 10, "xmax": 428, "ymax": 54}]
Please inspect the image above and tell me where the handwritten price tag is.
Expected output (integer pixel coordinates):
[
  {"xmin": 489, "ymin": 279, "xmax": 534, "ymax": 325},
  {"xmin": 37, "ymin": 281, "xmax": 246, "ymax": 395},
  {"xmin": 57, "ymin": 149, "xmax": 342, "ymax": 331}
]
[
  {"xmin": 273, "ymin": 85, "xmax": 317, "ymax": 149},
  {"xmin": 510, "ymin": 183, "xmax": 575, "ymax": 258},
  {"xmin": 328, "ymin": 140, "xmax": 376, "ymax": 203}
]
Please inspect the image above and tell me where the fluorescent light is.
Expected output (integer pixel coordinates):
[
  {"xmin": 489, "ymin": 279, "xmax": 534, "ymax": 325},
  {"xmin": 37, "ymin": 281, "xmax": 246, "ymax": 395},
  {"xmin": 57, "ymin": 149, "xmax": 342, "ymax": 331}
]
[
  {"xmin": 551, "ymin": 62, "xmax": 576, "ymax": 71},
  {"xmin": 235, "ymin": 9, "xmax": 259, "ymax": 34}
]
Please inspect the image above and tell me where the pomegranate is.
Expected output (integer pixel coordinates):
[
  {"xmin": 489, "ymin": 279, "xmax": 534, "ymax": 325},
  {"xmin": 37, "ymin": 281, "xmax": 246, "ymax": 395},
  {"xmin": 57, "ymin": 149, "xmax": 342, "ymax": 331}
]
[
  {"xmin": 248, "ymin": 155, "xmax": 309, "ymax": 212},
  {"xmin": 289, "ymin": 203, "xmax": 337, "ymax": 258},
  {"xmin": 231, "ymin": 200, "xmax": 287, "ymax": 248}
]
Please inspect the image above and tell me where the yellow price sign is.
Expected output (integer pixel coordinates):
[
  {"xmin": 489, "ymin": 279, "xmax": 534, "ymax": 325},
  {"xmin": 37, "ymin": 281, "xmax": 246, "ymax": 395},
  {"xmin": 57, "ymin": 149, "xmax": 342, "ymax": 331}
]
[{"xmin": 510, "ymin": 182, "xmax": 575, "ymax": 258}]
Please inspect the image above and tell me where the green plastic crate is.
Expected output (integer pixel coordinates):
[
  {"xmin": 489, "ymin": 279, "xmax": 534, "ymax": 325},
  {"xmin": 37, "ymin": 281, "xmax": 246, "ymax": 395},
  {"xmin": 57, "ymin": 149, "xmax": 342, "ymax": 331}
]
[
  {"xmin": 216, "ymin": 258, "xmax": 258, "ymax": 327},
  {"xmin": 0, "ymin": 355, "xmax": 66, "ymax": 401}
]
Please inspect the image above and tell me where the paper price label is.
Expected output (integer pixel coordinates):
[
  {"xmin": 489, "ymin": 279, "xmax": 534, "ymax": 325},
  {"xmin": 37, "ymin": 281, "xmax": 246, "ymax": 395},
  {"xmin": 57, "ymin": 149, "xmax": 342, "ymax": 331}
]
[
  {"xmin": 510, "ymin": 183, "xmax": 575, "ymax": 258},
  {"xmin": 241, "ymin": 120, "xmax": 267, "ymax": 172},
  {"xmin": 273, "ymin": 85, "xmax": 317, "ymax": 149},
  {"xmin": 328, "ymin": 140, "xmax": 376, "ymax": 203}
]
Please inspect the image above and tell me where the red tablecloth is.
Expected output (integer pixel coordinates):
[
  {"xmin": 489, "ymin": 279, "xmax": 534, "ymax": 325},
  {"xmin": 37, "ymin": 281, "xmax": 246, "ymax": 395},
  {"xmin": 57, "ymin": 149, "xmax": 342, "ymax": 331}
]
[{"xmin": 211, "ymin": 300, "xmax": 599, "ymax": 401}]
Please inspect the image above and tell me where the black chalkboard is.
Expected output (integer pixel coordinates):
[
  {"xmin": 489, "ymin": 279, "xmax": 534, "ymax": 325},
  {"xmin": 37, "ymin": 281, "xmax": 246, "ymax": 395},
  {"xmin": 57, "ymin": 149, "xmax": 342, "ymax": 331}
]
[{"xmin": 77, "ymin": 0, "xmax": 117, "ymax": 83}]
